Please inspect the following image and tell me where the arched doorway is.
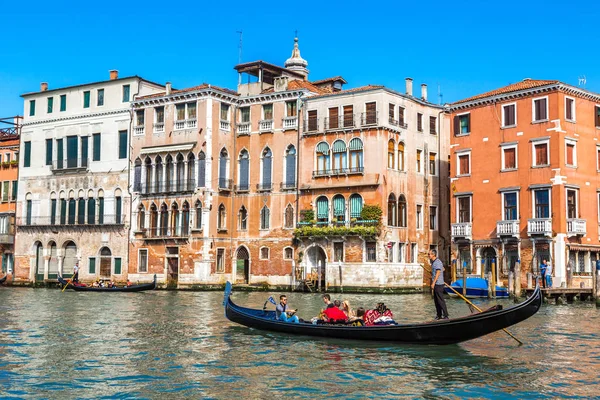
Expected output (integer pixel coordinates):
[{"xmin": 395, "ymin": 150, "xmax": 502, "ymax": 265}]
[
  {"xmin": 481, "ymin": 247, "xmax": 497, "ymax": 278},
  {"xmin": 236, "ymin": 246, "xmax": 250, "ymax": 284},
  {"xmin": 48, "ymin": 241, "xmax": 58, "ymax": 279},
  {"xmin": 34, "ymin": 242, "xmax": 44, "ymax": 281},
  {"xmin": 305, "ymin": 245, "xmax": 327, "ymax": 290},
  {"xmin": 63, "ymin": 241, "xmax": 77, "ymax": 276},
  {"xmin": 99, "ymin": 247, "xmax": 112, "ymax": 277}
]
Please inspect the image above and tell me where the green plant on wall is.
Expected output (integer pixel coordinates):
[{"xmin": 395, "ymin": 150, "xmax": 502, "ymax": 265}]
[
  {"xmin": 293, "ymin": 225, "xmax": 379, "ymax": 238},
  {"xmin": 360, "ymin": 204, "xmax": 382, "ymax": 224},
  {"xmin": 300, "ymin": 209, "xmax": 315, "ymax": 222}
]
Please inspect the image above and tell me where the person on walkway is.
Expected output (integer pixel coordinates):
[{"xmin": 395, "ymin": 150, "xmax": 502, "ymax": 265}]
[
  {"xmin": 545, "ymin": 262, "xmax": 553, "ymax": 288},
  {"xmin": 276, "ymin": 295, "xmax": 299, "ymax": 323},
  {"xmin": 429, "ymin": 249, "xmax": 449, "ymax": 320},
  {"xmin": 73, "ymin": 262, "xmax": 80, "ymax": 283},
  {"xmin": 540, "ymin": 259, "xmax": 548, "ymax": 288}
]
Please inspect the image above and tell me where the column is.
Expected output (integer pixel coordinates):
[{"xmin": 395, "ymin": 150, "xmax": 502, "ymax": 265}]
[
  {"xmin": 140, "ymin": 163, "xmax": 147, "ymax": 192},
  {"xmin": 43, "ymin": 255, "xmax": 50, "ymax": 280},
  {"xmin": 183, "ymin": 161, "xmax": 189, "ymax": 190},
  {"xmin": 162, "ymin": 162, "xmax": 167, "ymax": 192},
  {"xmin": 152, "ymin": 163, "xmax": 157, "ymax": 193}
]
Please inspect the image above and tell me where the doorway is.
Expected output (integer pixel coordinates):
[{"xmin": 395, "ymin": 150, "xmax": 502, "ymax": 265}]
[
  {"xmin": 34, "ymin": 242, "xmax": 44, "ymax": 281},
  {"xmin": 236, "ymin": 246, "xmax": 249, "ymax": 284},
  {"xmin": 99, "ymin": 247, "xmax": 112, "ymax": 277},
  {"xmin": 63, "ymin": 241, "xmax": 78, "ymax": 276},
  {"xmin": 481, "ymin": 247, "xmax": 497, "ymax": 277},
  {"xmin": 305, "ymin": 245, "xmax": 327, "ymax": 290},
  {"xmin": 166, "ymin": 247, "xmax": 179, "ymax": 286}
]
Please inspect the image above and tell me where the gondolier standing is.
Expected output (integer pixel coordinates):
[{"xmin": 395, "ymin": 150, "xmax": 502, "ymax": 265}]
[
  {"xmin": 73, "ymin": 261, "xmax": 80, "ymax": 283},
  {"xmin": 429, "ymin": 249, "xmax": 449, "ymax": 320}
]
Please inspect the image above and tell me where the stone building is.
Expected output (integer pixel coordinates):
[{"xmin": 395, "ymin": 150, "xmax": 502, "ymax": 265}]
[
  {"xmin": 0, "ymin": 116, "xmax": 20, "ymax": 278},
  {"xmin": 14, "ymin": 72, "xmax": 163, "ymax": 283},
  {"xmin": 449, "ymin": 79, "xmax": 600, "ymax": 289}
]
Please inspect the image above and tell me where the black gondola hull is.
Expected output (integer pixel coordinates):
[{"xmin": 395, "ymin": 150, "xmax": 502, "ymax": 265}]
[
  {"xmin": 223, "ymin": 282, "xmax": 542, "ymax": 345},
  {"xmin": 0, "ymin": 275, "xmax": 6, "ymax": 284},
  {"xmin": 58, "ymin": 275, "xmax": 156, "ymax": 292}
]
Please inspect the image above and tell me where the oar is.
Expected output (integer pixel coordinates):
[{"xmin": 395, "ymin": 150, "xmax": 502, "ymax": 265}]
[
  {"xmin": 61, "ymin": 272, "xmax": 76, "ymax": 292},
  {"xmin": 419, "ymin": 263, "xmax": 523, "ymax": 346}
]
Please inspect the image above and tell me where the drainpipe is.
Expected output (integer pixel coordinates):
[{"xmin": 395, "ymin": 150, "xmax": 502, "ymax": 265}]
[
  {"xmin": 437, "ymin": 107, "xmax": 448, "ymax": 265},
  {"xmin": 230, "ymin": 99, "xmax": 238, "ymax": 280}
]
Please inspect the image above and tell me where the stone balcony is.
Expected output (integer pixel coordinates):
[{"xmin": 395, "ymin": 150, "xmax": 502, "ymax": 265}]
[
  {"xmin": 282, "ymin": 116, "xmax": 297, "ymax": 130},
  {"xmin": 237, "ymin": 122, "xmax": 251, "ymax": 136},
  {"xmin": 258, "ymin": 119, "xmax": 274, "ymax": 133},
  {"xmin": 527, "ymin": 218, "xmax": 552, "ymax": 237},
  {"xmin": 567, "ymin": 218, "xmax": 586, "ymax": 237},
  {"xmin": 451, "ymin": 222, "xmax": 472, "ymax": 240},
  {"xmin": 497, "ymin": 220, "xmax": 520, "ymax": 238}
]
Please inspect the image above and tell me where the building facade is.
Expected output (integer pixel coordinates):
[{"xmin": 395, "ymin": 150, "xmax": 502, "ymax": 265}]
[
  {"xmin": 449, "ymin": 79, "xmax": 600, "ymax": 290},
  {"xmin": 14, "ymin": 72, "xmax": 163, "ymax": 283},
  {"xmin": 0, "ymin": 116, "xmax": 20, "ymax": 278}
]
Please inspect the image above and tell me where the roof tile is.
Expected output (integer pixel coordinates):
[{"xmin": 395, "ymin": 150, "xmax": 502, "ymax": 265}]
[{"xmin": 453, "ymin": 79, "xmax": 559, "ymax": 105}]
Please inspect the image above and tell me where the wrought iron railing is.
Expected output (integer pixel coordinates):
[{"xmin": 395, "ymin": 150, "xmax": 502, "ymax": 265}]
[{"xmin": 138, "ymin": 179, "xmax": 196, "ymax": 195}]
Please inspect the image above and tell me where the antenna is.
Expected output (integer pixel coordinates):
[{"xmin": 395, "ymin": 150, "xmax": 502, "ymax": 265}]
[
  {"xmin": 437, "ymin": 84, "xmax": 443, "ymax": 105},
  {"xmin": 578, "ymin": 75, "xmax": 587, "ymax": 88},
  {"xmin": 236, "ymin": 30, "xmax": 243, "ymax": 64}
]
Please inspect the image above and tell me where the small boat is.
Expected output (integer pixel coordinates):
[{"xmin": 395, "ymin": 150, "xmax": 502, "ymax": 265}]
[
  {"xmin": 58, "ymin": 275, "xmax": 156, "ymax": 292},
  {"xmin": 223, "ymin": 282, "xmax": 542, "ymax": 345},
  {"xmin": 0, "ymin": 275, "xmax": 6, "ymax": 284},
  {"xmin": 445, "ymin": 276, "xmax": 509, "ymax": 298}
]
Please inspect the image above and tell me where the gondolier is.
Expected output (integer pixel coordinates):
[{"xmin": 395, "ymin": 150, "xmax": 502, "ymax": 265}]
[
  {"xmin": 73, "ymin": 261, "xmax": 80, "ymax": 283},
  {"xmin": 429, "ymin": 249, "xmax": 449, "ymax": 320}
]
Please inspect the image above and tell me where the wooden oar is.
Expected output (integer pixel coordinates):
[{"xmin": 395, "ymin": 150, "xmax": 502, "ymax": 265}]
[
  {"xmin": 419, "ymin": 263, "xmax": 523, "ymax": 346},
  {"xmin": 61, "ymin": 272, "xmax": 76, "ymax": 292}
]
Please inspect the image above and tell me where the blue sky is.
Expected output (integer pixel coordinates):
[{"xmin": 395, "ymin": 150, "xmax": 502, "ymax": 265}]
[{"xmin": 1, "ymin": 0, "xmax": 599, "ymax": 117}]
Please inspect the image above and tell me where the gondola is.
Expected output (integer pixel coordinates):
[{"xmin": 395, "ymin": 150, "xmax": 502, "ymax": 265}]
[
  {"xmin": 223, "ymin": 282, "xmax": 542, "ymax": 345},
  {"xmin": 58, "ymin": 275, "xmax": 156, "ymax": 292},
  {"xmin": 445, "ymin": 276, "xmax": 509, "ymax": 298},
  {"xmin": 0, "ymin": 275, "xmax": 6, "ymax": 284}
]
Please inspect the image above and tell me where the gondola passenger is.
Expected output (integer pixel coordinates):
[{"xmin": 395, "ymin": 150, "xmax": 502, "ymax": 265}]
[{"xmin": 276, "ymin": 295, "xmax": 299, "ymax": 323}]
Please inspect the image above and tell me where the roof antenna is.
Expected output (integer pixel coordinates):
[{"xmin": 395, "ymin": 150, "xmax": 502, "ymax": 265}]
[
  {"xmin": 438, "ymin": 84, "xmax": 443, "ymax": 105},
  {"xmin": 236, "ymin": 30, "xmax": 243, "ymax": 64},
  {"xmin": 578, "ymin": 75, "xmax": 586, "ymax": 88}
]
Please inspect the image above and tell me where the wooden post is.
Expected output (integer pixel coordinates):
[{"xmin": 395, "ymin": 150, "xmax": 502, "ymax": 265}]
[
  {"xmin": 508, "ymin": 271, "xmax": 514, "ymax": 296},
  {"xmin": 451, "ymin": 258, "xmax": 456, "ymax": 283},
  {"xmin": 462, "ymin": 264, "xmax": 467, "ymax": 297},
  {"xmin": 514, "ymin": 260, "xmax": 521, "ymax": 299},
  {"xmin": 527, "ymin": 272, "xmax": 532, "ymax": 289},
  {"xmin": 567, "ymin": 262, "xmax": 573, "ymax": 289},
  {"xmin": 491, "ymin": 260, "xmax": 497, "ymax": 298},
  {"xmin": 595, "ymin": 268, "xmax": 600, "ymax": 308},
  {"xmin": 487, "ymin": 272, "xmax": 492, "ymax": 298}
]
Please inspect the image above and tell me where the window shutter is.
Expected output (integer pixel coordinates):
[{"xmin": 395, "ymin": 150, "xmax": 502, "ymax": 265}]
[
  {"xmin": 81, "ymin": 136, "xmax": 88, "ymax": 167},
  {"xmin": 87, "ymin": 198, "xmax": 95, "ymax": 225},
  {"xmin": 24, "ymin": 141, "xmax": 31, "ymax": 167},
  {"xmin": 114, "ymin": 258, "xmax": 122, "ymax": 274},
  {"xmin": 566, "ymin": 144, "xmax": 574, "ymax": 165},
  {"xmin": 45, "ymin": 139, "xmax": 52, "ymax": 166},
  {"xmin": 89, "ymin": 258, "xmax": 96, "ymax": 274},
  {"xmin": 453, "ymin": 116, "xmax": 459, "ymax": 135},
  {"xmin": 93, "ymin": 134, "xmax": 101, "ymax": 161},
  {"xmin": 263, "ymin": 153, "xmax": 272, "ymax": 186},
  {"xmin": 328, "ymin": 107, "xmax": 339, "ymax": 129},
  {"xmin": 119, "ymin": 131, "xmax": 127, "ymax": 159},
  {"xmin": 239, "ymin": 155, "xmax": 249, "ymax": 188},
  {"xmin": 198, "ymin": 153, "xmax": 206, "ymax": 187},
  {"xmin": 285, "ymin": 151, "xmax": 296, "ymax": 185},
  {"xmin": 134, "ymin": 164, "xmax": 142, "ymax": 191}
]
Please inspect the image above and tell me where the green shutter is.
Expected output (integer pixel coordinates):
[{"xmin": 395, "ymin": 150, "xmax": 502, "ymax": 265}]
[
  {"xmin": 118, "ymin": 131, "xmax": 127, "ymax": 159},
  {"xmin": 46, "ymin": 139, "xmax": 53, "ymax": 166},
  {"xmin": 98, "ymin": 197, "xmax": 104, "ymax": 224},
  {"xmin": 29, "ymin": 100, "xmax": 35, "ymax": 116},
  {"xmin": 316, "ymin": 197, "xmax": 329, "ymax": 219},
  {"xmin": 81, "ymin": 136, "xmax": 88, "ymax": 166},
  {"xmin": 24, "ymin": 142, "xmax": 31, "ymax": 167},
  {"xmin": 93, "ymin": 133, "xmax": 101, "ymax": 161},
  {"xmin": 47, "ymin": 97, "xmax": 53, "ymax": 113},
  {"xmin": 114, "ymin": 258, "xmax": 122, "ymax": 274},
  {"xmin": 116, "ymin": 197, "xmax": 122, "ymax": 224},
  {"xmin": 51, "ymin": 199, "xmax": 57, "ymax": 224},
  {"xmin": 316, "ymin": 142, "xmax": 330, "ymax": 154},
  {"xmin": 60, "ymin": 199, "xmax": 66, "ymax": 224},
  {"xmin": 89, "ymin": 257, "xmax": 96, "ymax": 274},
  {"xmin": 56, "ymin": 139, "xmax": 63, "ymax": 169},
  {"xmin": 60, "ymin": 95, "xmax": 66, "ymax": 112},
  {"xmin": 348, "ymin": 138, "xmax": 363, "ymax": 150},
  {"xmin": 333, "ymin": 196, "xmax": 345, "ymax": 217},
  {"xmin": 332, "ymin": 140, "xmax": 346, "ymax": 153},
  {"xmin": 122, "ymin": 85, "xmax": 130, "ymax": 102},
  {"xmin": 83, "ymin": 91, "xmax": 90, "ymax": 108},
  {"xmin": 350, "ymin": 194, "xmax": 363, "ymax": 218},
  {"xmin": 11, "ymin": 181, "xmax": 17, "ymax": 201}
]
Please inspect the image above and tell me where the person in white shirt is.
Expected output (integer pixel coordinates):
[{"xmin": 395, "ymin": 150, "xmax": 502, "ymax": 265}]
[{"xmin": 545, "ymin": 262, "xmax": 552, "ymax": 288}]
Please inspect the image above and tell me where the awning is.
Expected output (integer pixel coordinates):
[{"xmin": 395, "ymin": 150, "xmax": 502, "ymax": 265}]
[
  {"xmin": 333, "ymin": 196, "xmax": 345, "ymax": 216},
  {"xmin": 349, "ymin": 194, "xmax": 363, "ymax": 218},
  {"xmin": 141, "ymin": 142, "xmax": 195, "ymax": 155},
  {"xmin": 332, "ymin": 140, "xmax": 347, "ymax": 153},
  {"xmin": 568, "ymin": 245, "xmax": 600, "ymax": 252},
  {"xmin": 316, "ymin": 142, "xmax": 330, "ymax": 155},
  {"xmin": 348, "ymin": 138, "xmax": 363, "ymax": 150},
  {"xmin": 316, "ymin": 197, "xmax": 329, "ymax": 219}
]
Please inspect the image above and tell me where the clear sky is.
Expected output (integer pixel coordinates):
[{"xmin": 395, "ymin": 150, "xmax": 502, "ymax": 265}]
[{"xmin": 1, "ymin": 0, "xmax": 599, "ymax": 117}]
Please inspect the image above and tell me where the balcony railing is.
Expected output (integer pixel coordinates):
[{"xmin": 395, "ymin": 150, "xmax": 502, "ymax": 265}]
[
  {"xmin": 138, "ymin": 179, "xmax": 196, "ymax": 195},
  {"xmin": 17, "ymin": 214, "xmax": 126, "ymax": 227},
  {"xmin": 527, "ymin": 218, "xmax": 552, "ymax": 237},
  {"xmin": 259, "ymin": 120, "xmax": 274, "ymax": 133},
  {"xmin": 304, "ymin": 119, "xmax": 319, "ymax": 133},
  {"xmin": 496, "ymin": 220, "xmax": 520, "ymax": 237},
  {"xmin": 567, "ymin": 218, "xmax": 586, "ymax": 236},
  {"xmin": 134, "ymin": 126, "xmax": 145, "ymax": 136},
  {"xmin": 51, "ymin": 158, "xmax": 89, "ymax": 173},
  {"xmin": 174, "ymin": 118, "xmax": 197, "ymax": 130},
  {"xmin": 235, "ymin": 183, "xmax": 250, "ymax": 192},
  {"xmin": 451, "ymin": 222, "xmax": 472, "ymax": 239},
  {"xmin": 361, "ymin": 111, "xmax": 378, "ymax": 126},
  {"xmin": 281, "ymin": 182, "xmax": 297, "ymax": 190},
  {"xmin": 141, "ymin": 227, "xmax": 190, "ymax": 239},
  {"xmin": 325, "ymin": 116, "xmax": 340, "ymax": 130},
  {"xmin": 220, "ymin": 120, "xmax": 231, "ymax": 131},
  {"xmin": 218, "ymin": 178, "xmax": 233, "ymax": 191},
  {"xmin": 282, "ymin": 116, "xmax": 298, "ymax": 130},
  {"xmin": 312, "ymin": 167, "xmax": 364, "ymax": 177},
  {"xmin": 237, "ymin": 122, "xmax": 251, "ymax": 136},
  {"xmin": 256, "ymin": 183, "xmax": 272, "ymax": 192},
  {"xmin": 153, "ymin": 122, "xmax": 165, "ymax": 133}
]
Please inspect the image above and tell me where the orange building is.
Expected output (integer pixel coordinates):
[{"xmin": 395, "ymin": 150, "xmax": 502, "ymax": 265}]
[
  {"xmin": 0, "ymin": 116, "xmax": 20, "ymax": 277},
  {"xmin": 449, "ymin": 79, "xmax": 600, "ymax": 290}
]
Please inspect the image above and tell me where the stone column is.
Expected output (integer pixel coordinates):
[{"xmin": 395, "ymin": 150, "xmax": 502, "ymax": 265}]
[
  {"xmin": 183, "ymin": 161, "xmax": 189, "ymax": 190},
  {"xmin": 152, "ymin": 163, "xmax": 157, "ymax": 192},
  {"xmin": 43, "ymin": 255, "xmax": 50, "ymax": 280}
]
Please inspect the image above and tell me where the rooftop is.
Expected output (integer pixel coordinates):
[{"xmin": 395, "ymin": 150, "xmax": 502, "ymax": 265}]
[
  {"xmin": 452, "ymin": 79, "xmax": 560, "ymax": 105},
  {"xmin": 136, "ymin": 83, "xmax": 239, "ymax": 100}
]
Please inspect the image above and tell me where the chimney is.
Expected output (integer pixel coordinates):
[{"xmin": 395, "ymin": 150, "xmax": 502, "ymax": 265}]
[
  {"xmin": 109, "ymin": 70, "xmax": 119, "ymax": 80},
  {"xmin": 40, "ymin": 82, "xmax": 48, "ymax": 92},
  {"xmin": 166, "ymin": 82, "xmax": 172, "ymax": 95},
  {"xmin": 421, "ymin": 84, "xmax": 428, "ymax": 101},
  {"xmin": 405, "ymin": 78, "xmax": 413, "ymax": 96}
]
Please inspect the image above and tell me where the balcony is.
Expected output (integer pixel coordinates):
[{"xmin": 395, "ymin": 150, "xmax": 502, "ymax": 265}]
[
  {"xmin": 237, "ymin": 122, "xmax": 251, "ymax": 136},
  {"xmin": 497, "ymin": 220, "xmax": 520, "ymax": 238},
  {"xmin": 134, "ymin": 126, "xmax": 145, "ymax": 136},
  {"xmin": 303, "ymin": 119, "xmax": 320, "ymax": 134},
  {"xmin": 218, "ymin": 178, "xmax": 233, "ymax": 191},
  {"xmin": 282, "ymin": 116, "xmax": 298, "ymax": 130},
  {"xmin": 567, "ymin": 218, "xmax": 586, "ymax": 236},
  {"xmin": 256, "ymin": 183, "xmax": 272, "ymax": 192},
  {"xmin": 0, "ymin": 233, "xmax": 14, "ymax": 244},
  {"xmin": 234, "ymin": 183, "xmax": 250, "ymax": 193},
  {"xmin": 361, "ymin": 112, "xmax": 378, "ymax": 126},
  {"xmin": 451, "ymin": 223, "xmax": 472, "ymax": 240},
  {"xmin": 153, "ymin": 122, "xmax": 165, "ymax": 133},
  {"xmin": 51, "ymin": 158, "xmax": 89, "ymax": 174},
  {"xmin": 259, "ymin": 120, "xmax": 274, "ymax": 133},
  {"xmin": 174, "ymin": 119, "xmax": 197, "ymax": 130},
  {"xmin": 220, "ymin": 120, "xmax": 231, "ymax": 131},
  {"xmin": 281, "ymin": 182, "xmax": 297, "ymax": 191},
  {"xmin": 140, "ymin": 227, "xmax": 190, "ymax": 240},
  {"xmin": 312, "ymin": 167, "xmax": 364, "ymax": 178},
  {"xmin": 138, "ymin": 179, "xmax": 196, "ymax": 196},
  {"xmin": 294, "ymin": 220, "xmax": 379, "ymax": 238},
  {"xmin": 527, "ymin": 218, "xmax": 552, "ymax": 237},
  {"xmin": 342, "ymin": 115, "xmax": 355, "ymax": 129},
  {"xmin": 389, "ymin": 117, "xmax": 408, "ymax": 129},
  {"xmin": 17, "ymin": 215, "xmax": 126, "ymax": 227}
]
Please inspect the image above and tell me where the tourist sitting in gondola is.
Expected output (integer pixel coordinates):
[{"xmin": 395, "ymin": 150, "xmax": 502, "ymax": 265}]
[
  {"xmin": 275, "ymin": 295, "xmax": 299, "ymax": 323},
  {"xmin": 322, "ymin": 300, "xmax": 348, "ymax": 323},
  {"xmin": 364, "ymin": 303, "xmax": 396, "ymax": 326},
  {"xmin": 341, "ymin": 300, "xmax": 355, "ymax": 319}
]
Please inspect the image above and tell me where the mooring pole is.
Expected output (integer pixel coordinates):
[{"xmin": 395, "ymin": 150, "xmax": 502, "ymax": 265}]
[
  {"xmin": 462, "ymin": 263, "xmax": 467, "ymax": 297},
  {"xmin": 595, "ymin": 261, "xmax": 600, "ymax": 308},
  {"xmin": 514, "ymin": 259, "xmax": 521, "ymax": 299},
  {"xmin": 491, "ymin": 259, "xmax": 497, "ymax": 298}
]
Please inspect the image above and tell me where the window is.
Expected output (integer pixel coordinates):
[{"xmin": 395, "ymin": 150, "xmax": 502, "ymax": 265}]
[
  {"xmin": 429, "ymin": 116, "xmax": 436, "ymax": 134},
  {"xmin": 596, "ymin": 106, "xmax": 600, "ymax": 127},
  {"xmin": 503, "ymin": 192, "xmax": 518, "ymax": 220},
  {"xmin": 97, "ymin": 89, "xmax": 104, "ymax": 106},
  {"xmin": 260, "ymin": 247, "xmax": 270, "ymax": 260},
  {"xmin": 328, "ymin": 107, "xmax": 339, "ymax": 129},
  {"xmin": 237, "ymin": 150, "xmax": 249, "ymax": 191},
  {"xmin": 567, "ymin": 189, "xmax": 577, "ymax": 219},
  {"xmin": 115, "ymin": 196, "xmax": 122, "ymax": 224},
  {"xmin": 532, "ymin": 141, "xmax": 549, "ymax": 166},
  {"xmin": 457, "ymin": 152, "xmax": 470, "ymax": 175},
  {"xmin": 284, "ymin": 145, "xmax": 296, "ymax": 187},
  {"xmin": 47, "ymin": 97, "xmax": 53, "ymax": 113},
  {"xmin": 388, "ymin": 103, "xmax": 395, "ymax": 124},
  {"xmin": 198, "ymin": 152, "xmax": 206, "ymax": 187},
  {"xmin": 416, "ymin": 150, "xmax": 422, "ymax": 173},
  {"xmin": 68, "ymin": 198, "xmax": 76, "ymax": 224},
  {"xmin": 11, "ymin": 181, "xmax": 17, "ymax": 201},
  {"xmin": 122, "ymin": 84, "xmax": 130, "ymax": 102},
  {"xmin": 24, "ymin": 141, "xmax": 31, "ymax": 168},
  {"xmin": 238, "ymin": 206, "xmax": 247, "ymax": 230},
  {"xmin": 455, "ymin": 113, "xmax": 470, "ymax": 135},
  {"xmin": 398, "ymin": 195, "xmax": 407, "ymax": 227},
  {"xmin": 429, "ymin": 152, "xmax": 436, "ymax": 175},
  {"xmin": 284, "ymin": 204, "xmax": 294, "ymax": 228},
  {"xmin": 533, "ymin": 97, "xmax": 548, "ymax": 122},
  {"xmin": 388, "ymin": 194, "xmax": 397, "ymax": 226},
  {"xmin": 534, "ymin": 189, "xmax": 550, "ymax": 218},
  {"xmin": 29, "ymin": 100, "xmax": 35, "ymax": 116},
  {"xmin": 307, "ymin": 110, "xmax": 318, "ymax": 131},
  {"xmin": 416, "ymin": 205, "xmax": 423, "ymax": 230},
  {"xmin": 365, "ymin": 102, "xmax": 376, "ymax": 124},
  {"xmin": 397, "ymin": 142, "xmax": 404, "ymax": 171},
  {"xmin": 316, "ymin": 142, "xmax": 330, "ymax": 173},
  {"xmin": 284, "ymin": 247, "xmax": 294, "ymax": 260},
  {"xmin": 89, "ymin": 257, "xmax": 96, "ymax": 274},
  {"xmin": 411, "ymin": 243, "xmax": 418, "ymax": 263},
  {"xmin": 138, "ymin": 249, "xmax": 148, "ymax": 273},
  {"xmin": 502, "ymin": 145, "xmax": 517, "ymax": 170},
  {"xmin": 155, "ymin": 106, "xmax": 165, "ymax": 123},
  {"xmin": 261, "ymin": 148, "xmax": 273, "ymax": 188},
  {"xmin": 83, "ymin": 91, "xmax": 90, "ymax": 108},
  {"xmin": 50, "ymin": 198, "xmax": 57, "ymax": 225},
  {"xmin": 60, "ymin": 94, "xmax": 66, "ymax": 112},
  {"xmin": 343, "ymin": 105, "xmax": 354, "ymax": 127},
  {"xmin": 366, "ymin": 242, "xmax": 376, "ymax": 262},
  {"xmin": 262, "ymin": 104, "xmax": 273, "ymax": 120},
  {"xmin": 77, "ymin": 197, "xmax": 85, "ymax": 224},
  {"xmin": 240, "ymin": 107, "xmax": 250, "ymax": 123},
  {"xmin": 333, "ymin": 242, "xmax": 343, "ymax": 262},
  {"xmin": 565, "ymin": 97, "xmax": 575, "ymax": 121},
  {"xmin": 93, "ymin": 133, "xmax": 101, "ymax": 161},
  {"xmin": 216, "ymin": 249, "xmax": 225, "ymax": 272},
  {"xmin": 98, "ymin": 196, "xmax": 104, "ymax": 224},
  {"xmin": 417, "ymin": 113, "xmax": 423, "ymax": 132},
  {"xmin": 316, "ymin": 196, "xmax": 329, "ymax": 223},
  {"xmin": 26, "ymin": 199, "xmax": 32, "ymax": 225},
  {"xmin": 387, "ymin": 140, "xmax": 395, "ymax": 169},
  {"xmin": 260, "ymin": 206, "xmax": 270, "ymax": 230},
  {"xmin": 1, "ymin": 182, "xmax": 8, "ymax": 202},
  {"xmin": 218, "ymin": 204, "xmax": 226, "ymax": 230},
  {"xmin": 597, "ymin": 147, "xmax": 600, "ymax": 171},
  {"xmin": 458, "ymin": 196, "xmax": 471, "ymax": 223},
  {"xmin": 349, "ymin": 193, "xmax": 363, "ymax": 220},
  {"xmin": 565, "ymin": 140, "xmax": 576, "ymax": 167},
  {"xmin": 387, "ymin": 242, "xmax": 395, "ymax": 263},
  {"xmin": 45, "ymin": 139, "xmax": 53, "ymax": 166},
  {"xmin": 502, "ymin": 103, "xmax": 516, "ymax": 127},
  {"xmin": 348, "ymin": 138, "xmax": 363, "ymax": 171},
  {"xmin": 430, "ymin": 206, "xmax": 437, "ymax": 230},
  {"xmin": 398, "ymin": 107, "xmax": 405, "ymax": 126},
  {"xmin": 332, "ymin": 195, "xmax": 345, "ymax": 223},
  {"xmin": 286, "ymin": 100, "xmax": 297, "ymax": 117},
  {"xmin": 118, "ymin": 130, "xmax": 127, "ymax": 159},
  {"xmin": 60, "ymin": 198, "xmax": 67, "ymax": 225},
  {"xmin": 135, "ymin": 110, "xmax": 144, "ymax": 127}
]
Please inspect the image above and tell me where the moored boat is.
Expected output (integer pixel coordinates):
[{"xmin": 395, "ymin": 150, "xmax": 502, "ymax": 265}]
[
  {"xmin": 0, "ymin": 275, "xmax": 6, "ymax": 284},
  {"xmin": 445, "ymin": 276, "xmax": 509, "ymax": 298},
  {"xmin": 58, "ymin": 275, "xmax": 156, "ymax": 292},
  {"xmin": 223, "ymin": 282, "xmax": 541, "ymax": 345}
]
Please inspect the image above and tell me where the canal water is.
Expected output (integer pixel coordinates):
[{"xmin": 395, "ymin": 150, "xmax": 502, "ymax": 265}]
[{"xmin": 0, "ymin": 288, "xmax": 599, "ymax": 399}]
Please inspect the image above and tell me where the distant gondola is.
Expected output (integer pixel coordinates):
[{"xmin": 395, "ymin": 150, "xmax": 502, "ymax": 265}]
[
  {"xmin": 0, "ymin": 275, "xmax": 6, "ymax": 284},
  {"xmin": 223, "ymin": 282, "xmax": 541, "ymax": 345},
  {"xmin": 58, "ymin": 275, "xmax": 156, "ymax": 292}
]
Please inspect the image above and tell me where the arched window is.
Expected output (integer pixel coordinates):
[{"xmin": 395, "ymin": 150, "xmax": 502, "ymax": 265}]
[
  {"xmin": 187, "ymin": 153, "xmax": 195, "ymax": 190},
  {"xmin": 87, "ymin": 190, "xmax": 95, "ymax": 225},
  {"xmin": 316, "ymin": 196, "xmax": 329, "ymax": 224},
  {"xmin": 285, "ymin": 145, "xmax": 296, "ymax": 188},
  {"xmin": 137, "ymin": 204, "xmax": 145, "ymax": 231},
  {"xmin": 195, "ymin": 200, "xmax": 202, "ymax": 229},
  {"xmin": 198, "ymin": 152, "xmax": 206, "ymax": 187},
  {"xmin": 182, "ymin": 201, "xmax": 190, "ymax": 235},
  {"xmin": 156, "ymin": 156, "xmax": 164, "ymax": 191},
  {"xmin": 238, "ymin": 149, "xmax": 249, "ymax": 191},
  {"xmin": 159, "ymin": 203, "xmax": 168, "ymax": 236},
  {"xmin": 77, "ymin": 190, "xmax": 85, "ymax": 225},
  {"xmin": 171, "ymin": 202, "xmax": 179, "ymax": 236},
  {"xmin": 332, "ymin": 140, "xmax": 347, "ymax": 172},
  {"xmin": 134, "ymin": 158, "xmax": 142, "ymax": 192},
  {"xmin": 349, "ymin": 194, "xmax": 363, "ymax": 220},
  {"xmin": 150, "ymin": 203, "xmax": 158, "ymax": 236},
  {"xmin": 50, "ymin": 192, "xmax": 57, "ymax": 225},
  {"xmin": 48, "ymin": 241, "xmax": 58, "ymax": 277},
  {"xmin": 398, "ymin": 194, "xmax": 407, "ymax": 227},
  {"xmin": 144, "ymin": 157, "xmax": 152, "ymax": 192},
  {"xmin": 176, "ymin": 154, "xmax": 185, "ymax": 191},
  {"xmin": 260, "ymin": 206, "xmax": 270, "ymax": 230},
  {"xmin": 218, "ymin": 204, "xmax": 226, "ymax": 230},
  {"xmin": 165, "ymin": 155, "xmax": 173, "ymax": 192},
  {"xmin": 99, "ymin": 246, "xmax": 112, "ymax": 277},
  {"xmin": 388, "ymin": 193, "xmax": 397, "ymax": 226},
  {"xmin": 387, "ymin": 140, "xmax": 395, "ymax": 169},
  {"xmin": 239, "ymin": 206, "xmax": 248, "ymax": 230},
  {"xmin": 316, "ymin": 142, "xmax": 330, "ymax": 174},
  {"xmin": 398, "ymin": 142, "xmax": 405, "ymax": 171},
  {"xmin": 97, "ymin": 189, "xmax": 104, "ymax": 225},
  {"xmin": 284, "ymin": 204, "xmax": 294, "ymax": 228},
  {"xmin": 333, "ymin": 194, "xmax": 346, "ymax": 223},
  {"xmin": 349, "ymin": 138, "xmax": 363, "ymax": 172},
  {"xmin": 219, "ymin": 149, "xmax": 229, "ymax": 189},
  {"xmin": 25, "ymin": 192, "xmax": 32, "ymax": 225},
  {"xmin": 261, "ymin": 148, "xmax": 272, "ymax": 190},
  {"xmin": 68, "ymin": 191, "xmax": 76, "ymax": 225}
]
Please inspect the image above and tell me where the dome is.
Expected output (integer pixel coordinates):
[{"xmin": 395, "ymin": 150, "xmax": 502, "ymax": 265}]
[{"xmin": 284, "ymin": 37, "xmax": 308, "ymax": 76}]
